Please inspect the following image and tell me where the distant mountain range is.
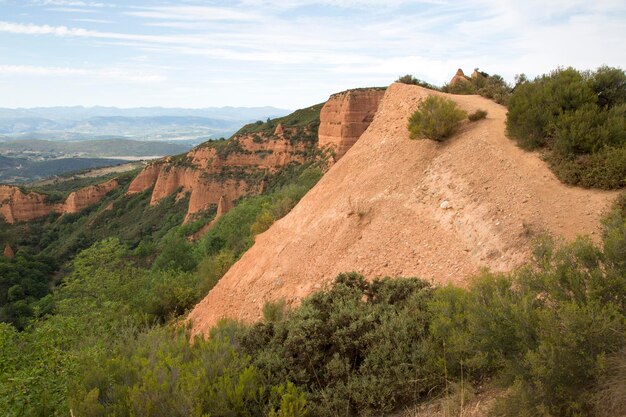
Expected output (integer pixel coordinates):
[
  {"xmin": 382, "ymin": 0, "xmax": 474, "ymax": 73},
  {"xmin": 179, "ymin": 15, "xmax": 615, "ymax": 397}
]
[
  {"xmin": 0, "ymin": 105, "xmax": 291, "ymax": 121},
  {"xmin": 0, "ymin": 106, "xmax": 291, "ymax": 143}
]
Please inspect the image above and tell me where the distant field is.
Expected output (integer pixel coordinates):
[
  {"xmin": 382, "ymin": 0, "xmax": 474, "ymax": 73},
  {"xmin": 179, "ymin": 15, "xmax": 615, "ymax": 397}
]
[
  {"xmin": 0, "ymin": 156, "xmax": 135, "ymax": 184},
  {"xmin": 0, "ymin": 138, "xmax": 192, "ymax": 158}
]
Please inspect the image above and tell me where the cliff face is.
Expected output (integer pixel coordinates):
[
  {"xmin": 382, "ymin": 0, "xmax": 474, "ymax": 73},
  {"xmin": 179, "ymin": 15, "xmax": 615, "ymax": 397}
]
[
  {"xmin": 64, "ymin": 179, "xmax": 118, "ymax": 214},
  {"xmin": 128, "ymin": 126, "xmax": 315, "ymax": 223},
  {"xmin": 127, "ymin": 163, "xmax": 161, "ymax": 194},
  {"xmin": 0, "ymin": 185, "xmax": 59, "ymax": 223},
  {"xmin": 0, "ymin": 180, "xmax": 118, "ymax": 224},
  {"xmin": 188, "ymin": 83, "xmax": 619, "ymax": 336},
  {"xmin": 318, "ymin": 89, "xmax": 385, "ymax": 161}
]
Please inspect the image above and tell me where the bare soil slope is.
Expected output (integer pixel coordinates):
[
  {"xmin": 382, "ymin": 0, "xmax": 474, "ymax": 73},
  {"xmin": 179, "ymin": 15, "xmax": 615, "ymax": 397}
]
[{"xmin": 190, "ymin": 83, "xmax": 619, "ymax": 336}]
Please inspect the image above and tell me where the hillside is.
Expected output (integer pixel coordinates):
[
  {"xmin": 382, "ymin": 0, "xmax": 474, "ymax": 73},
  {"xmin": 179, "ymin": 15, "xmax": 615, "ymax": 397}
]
[
  {"xmin": 189, "ymin": 83, "xmax": 619, "ymax": 335},
  {"xmin": 126, "ymin": 90, "xmax": 383, "ymax": 225}
]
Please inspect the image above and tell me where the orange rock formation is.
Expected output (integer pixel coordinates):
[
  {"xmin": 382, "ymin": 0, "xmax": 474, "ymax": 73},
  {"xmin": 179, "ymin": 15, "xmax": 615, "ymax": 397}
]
[
  {"xmin": 127, "ymin": 163, "xmax": 162, "ymax": 194},
  {"xmin": 128, "ymin": 129, "xmax": 314, "ymax": 224},
  {"xmin": 0, "ymin": 185, "xmax": 60, "ymax": 223},
  {"xmin": 3, "ymin": 244, "xmax": 14, "ymax": 259},
  {"xmin": 0, "ymin": 179, "xmax": 119, "ymax": 224},
  {"xmin": 189, "ymin": 83, "xmax": 619, "ymax": 337},
  {"xmin": 189, "ymin": 195, "xmax": 234, "ymax": 240},
  {"xmin": 64, "ymin": 179, "xmax": 118, "ymax": 214},
  {"xmin": 449, "ymin": 68, "xmax": 471, "ymax": 88},
  {"xmin": 318, "ymin": 89, "xmax": 385, "ymax": 161}
]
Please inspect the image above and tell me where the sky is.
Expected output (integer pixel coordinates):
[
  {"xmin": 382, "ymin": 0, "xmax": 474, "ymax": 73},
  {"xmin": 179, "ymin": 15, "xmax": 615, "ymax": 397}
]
[{"xmin": 0, "ymin": 0, "xmax": 625, "ymax": 109}]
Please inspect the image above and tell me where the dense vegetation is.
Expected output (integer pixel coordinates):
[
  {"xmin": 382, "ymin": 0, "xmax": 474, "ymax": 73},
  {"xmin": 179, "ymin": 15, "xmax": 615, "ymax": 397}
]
[
  {"xmin": 408, "ymin": 96, "xmax": 467, "ymax": 141},
  {"xmin": 0, "ymin": 251, "xmax": 58, "ymax": 329},
  {"xmin": 235, "ymin": 103, "xmax": 324, "ymax": 136},
  {"xmin": 396, "ymin": 74, "xmax": 440, "ymax": 90},
  {"xmin": 507, "ymin": 66, "xmax": 626, "ymax": 189},
  {"xmin": 396, "ymin": 69, "xmax": 512, "ymax": 105},
  {"xmin": 1, "ymin": 193, "xmax": 623, "ymax": 417},
  {"xmin": 443, "ymin": 69, "xmax": 513, "ymax": 105}
]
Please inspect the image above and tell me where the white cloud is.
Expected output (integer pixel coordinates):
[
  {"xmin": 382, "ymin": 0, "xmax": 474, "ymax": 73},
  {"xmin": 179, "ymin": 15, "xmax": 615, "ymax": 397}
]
[
  {"xmin": 72, "ymin": 18, "xmax": 113, "ymax": 23},
  {"xmin": 238, "ymin": 0, "xmax": 443, "ymax": 8},
  {"xmin": 1, "ymin": 0, "xmax": 625, "ymax": 107},
  {"xmin": 34, "ymin": 0, "xmax": 108, "ymax": 7},
  {"xmin": 0, "ymin": 64, "xmax": 166, "ymax": 82},
  {"xmin": 126, "ymin": 6, "xmax": 263, "ymax": 22}
]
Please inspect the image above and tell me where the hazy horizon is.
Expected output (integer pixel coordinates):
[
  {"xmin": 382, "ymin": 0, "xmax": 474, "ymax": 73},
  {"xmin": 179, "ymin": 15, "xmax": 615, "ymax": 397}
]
[{"xmin": 1, "ymin": 0, "xmax": 625, "ymax": 109}]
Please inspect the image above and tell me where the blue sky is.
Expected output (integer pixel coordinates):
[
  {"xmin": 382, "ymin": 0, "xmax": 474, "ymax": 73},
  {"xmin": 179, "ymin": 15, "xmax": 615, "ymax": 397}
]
[{"xmin": 0, "ymin": 0, "xmax": 625, "ymax": 109}]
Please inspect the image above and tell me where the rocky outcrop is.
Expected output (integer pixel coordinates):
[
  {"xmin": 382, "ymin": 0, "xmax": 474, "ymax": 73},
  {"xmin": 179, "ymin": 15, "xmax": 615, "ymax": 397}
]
[
  {"xmin": 3, "ymin": 244, "xmax": 14, "ymax": 259},
  {"xmin": 189, "ymin": 195, "xmax": 234, "ymax": 240},
  {"xmin": 0, "ymin": 179, "xmax": 119, "ymax": 224},
  {"xmin": 64, "ymin": 179, "xmax": 118, "ymax": 214},
  {"xmin": 318, "ymin": 88, "xmax": 385, "ymax": 161},
  {"xmin": 131, "ymin": 128, "xmax": 314, "ymax": 225},
  {"xmin": 449, "ymin": 68, "xmax": 471, "ymax": 88},
  {"xmin": 127, "ymin": 163, "xmax": 162, "ymax": 194},
  {"xmin": 0, "ymin": 185, "xmax": 59, "ymax": 223},
  {"xmin": 274, "ymin": 123, "xmax": 284, "ymax": 136}
]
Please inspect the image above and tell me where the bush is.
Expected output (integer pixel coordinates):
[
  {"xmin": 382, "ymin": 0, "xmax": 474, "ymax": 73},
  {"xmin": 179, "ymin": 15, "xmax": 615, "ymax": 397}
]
[
  {"xmin": 468, "ymin": 109, "xmax": 488, "ymax": 121},
  {"xmin": 396, "ymin": 74, "xmax": 439, "ymax": 90},
  {"xmin": 506, "ymin": 66, "xmax": 626, "ymax": 188},
  {"xmin": 240, "ymin": 273, "xmax": 436, "ymax": 416},
  {"xmin": 408, "ymin": 96, "xmax": 467, "ymax": 141},
  {"xmin": 441, "ymin": 69, "xmax": 512, "ymax": 104}
]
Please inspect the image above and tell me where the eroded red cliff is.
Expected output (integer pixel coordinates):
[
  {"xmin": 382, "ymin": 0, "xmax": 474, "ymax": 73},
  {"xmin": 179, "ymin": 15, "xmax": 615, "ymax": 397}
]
[
  {"xmin": 64, "ymin": 179, "xmax": 118, "ymax": 214},
  {"xmin": 0, "ymin": 185, "xmax": 59, "ymax": 223},
  {"xmin": 0, "ymin": 179, "xmax": 119, "ymax": 224},
  {"xmin": 129, "ymin": 125, "xmax": 315, "ymax": 224},
  {"xmin": 318, "ymin": 88, "xmax": 385, "ymax": 161}
]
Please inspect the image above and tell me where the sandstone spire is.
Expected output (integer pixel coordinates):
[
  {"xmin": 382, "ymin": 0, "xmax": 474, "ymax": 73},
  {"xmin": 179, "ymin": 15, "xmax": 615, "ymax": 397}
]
[{"xmin": 3, "ymin": 244, "xmax": 15, "ymax": 259}]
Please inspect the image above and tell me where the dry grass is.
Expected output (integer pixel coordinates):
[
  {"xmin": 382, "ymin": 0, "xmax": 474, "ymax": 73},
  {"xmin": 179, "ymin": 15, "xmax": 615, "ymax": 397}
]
[
  {"xmin": 396, "ymin": 386, "xmax": 499, "ymax": 417},
  {"xmin": 594, "ymin": 349, "xmax": 626, "ymax": 417}
]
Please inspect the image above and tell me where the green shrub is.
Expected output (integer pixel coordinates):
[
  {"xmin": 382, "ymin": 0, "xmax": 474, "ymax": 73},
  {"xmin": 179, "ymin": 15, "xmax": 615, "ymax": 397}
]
[
  {"xmin": 196, "ymin": 249, "xmax": 236, "ymax": 292},
  {"xmin": 240, "ymin": 273, "xmax": 436, "ymax": 416},
  {"xmin": 152, "ymin": 235, "xmax": 198, "ymax": 272},
  {"xmin": 506, "ymin": 66, "xmax": 626, "ymax": 188},
  {"xmin": 447, "ymin": 79, "xmax": 476, "ymax": 95},
  {"xmin": 396, "ymin": 74, "xmax": 439, "ymax": 90},
  {"xmin": 507, "ymin": 67, "xmax": 595, "ymax": 149},
  {"xmin": 589, "ymin": 65, "xmax": 626, "ymax": 108},
  {"xmin": 477, "ymin": 74, "xmax": 511, "ymax": 105},
  {"xmin": 408, "ymin": 96, "xmax": 467, "ymax": 141},
  {"xmin": 468, "ymin": 109, "xmax": 488, "ymax": 121},
  {"xmin": 146, "ymin": 270, "xmax": 201, "ymax": 321},
  {"xmin": 551, "ymin": 144, "xmax": 626, "ymax": 189},
  {"xmin": 262, "ymin": 299, "xmax": 286, "ymax": 323}
]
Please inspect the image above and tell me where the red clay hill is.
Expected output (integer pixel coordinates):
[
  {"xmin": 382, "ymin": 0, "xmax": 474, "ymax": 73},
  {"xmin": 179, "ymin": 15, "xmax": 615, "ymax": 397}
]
[{"xmin": 188, "ymin": 82, "xmax": 619, "ymax": 337}]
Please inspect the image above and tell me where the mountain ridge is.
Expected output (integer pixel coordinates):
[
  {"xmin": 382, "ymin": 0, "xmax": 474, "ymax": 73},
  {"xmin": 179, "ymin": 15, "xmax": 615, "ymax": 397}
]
[{"xmin": 188, "ymin": 82, "xmax": 619, "ymax": 336}]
